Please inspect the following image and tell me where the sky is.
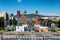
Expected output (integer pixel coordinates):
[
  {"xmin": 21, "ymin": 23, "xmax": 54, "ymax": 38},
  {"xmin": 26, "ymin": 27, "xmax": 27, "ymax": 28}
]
[{"xmin": 0, "ymin": 0, "xmax": 60, "ymax": 16}]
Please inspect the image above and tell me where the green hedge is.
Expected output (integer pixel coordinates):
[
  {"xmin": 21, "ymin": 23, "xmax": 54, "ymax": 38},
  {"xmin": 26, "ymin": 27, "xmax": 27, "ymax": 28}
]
[
  {"xmin": 0, "ymin": 28, "xmax": 5, "ymax": 31},
  {"xmin": 51, "ymin": 29, "xmax": 56, "ymax": 32}
]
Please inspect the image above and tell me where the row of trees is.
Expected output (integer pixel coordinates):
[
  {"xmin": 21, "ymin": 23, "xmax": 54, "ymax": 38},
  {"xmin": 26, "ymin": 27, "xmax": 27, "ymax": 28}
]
[
  {"xmin": 28, "ymin": 19, "xmax": 60, "ymax": 28},
  {"xmin": 9, "ymin": 19, "xmax": 17, "ymax": 25},
  {"xmin": 0, "ymin": 17, "xmax": 17, "ymax": 28},
  {"xmin": 0, "ymin": 17, "xmax": 4, "ymax": 28},
  {"xmin": 45, "ymin": 20, "xmax": 60, "ymax": 28},
  {"xmin": 57, "ymin": 20, "xmax": 60, "ymax": 28},
  {"xmin": 0, "ymin": 17, "xmax": 60, "ymax": 28}
]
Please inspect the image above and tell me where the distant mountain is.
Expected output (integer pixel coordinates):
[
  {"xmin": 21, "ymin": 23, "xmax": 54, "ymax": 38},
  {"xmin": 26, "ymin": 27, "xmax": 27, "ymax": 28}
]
[
  {"xmin": 13, "ymin": 14, "xmax": 44, "ymax": 18},
  {"xmin": 13, "ymin": 14, "xmax": 59, "ymax": 18},
  {"xmin": 24, "ymin": 14, "xmax": 59, "ymax": 18},
  {"xmin": 26, "ymin": 14, "xmax": 44, "ymax": 18}
]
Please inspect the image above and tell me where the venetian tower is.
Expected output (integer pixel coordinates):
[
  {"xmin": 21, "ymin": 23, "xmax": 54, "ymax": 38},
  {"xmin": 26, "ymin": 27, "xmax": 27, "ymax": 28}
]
[
  {"xmin": 34, "ymin": 10, "xmax": 41, "ymax": 32},
  {"xmin": 23, "ymin": 10, "xmax": 27, "ymax": 24},
  {"xmin": 17, "ymin": 10, "xmax": 20, "ymax": 17},
  {"xmin": 35, "ymin": 10, "xmax": 39, "ymax": 25},
  {"xmin": 35, "ymin": 10, "xmax": 48, "ymax": 32},
  {"xmin": 17, "ymin": 10, "xmax": 20, "ymax": 25},
  {"xmin": 35, "ymin": 10, "xmax": 40, "ymax": 27},
  {"xmin": 23, "ymin": 10, "xmax": 28, "ymax": 27}
]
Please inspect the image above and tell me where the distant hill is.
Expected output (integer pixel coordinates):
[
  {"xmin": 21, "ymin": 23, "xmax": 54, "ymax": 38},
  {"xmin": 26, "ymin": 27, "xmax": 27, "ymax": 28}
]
[
  {"xmin": 26, "ymin": 14, "xmax": 44, "ymax": 18},
  {"xmin": 13, "ymin": 14, "xmax": 59, "ymax": 18}
]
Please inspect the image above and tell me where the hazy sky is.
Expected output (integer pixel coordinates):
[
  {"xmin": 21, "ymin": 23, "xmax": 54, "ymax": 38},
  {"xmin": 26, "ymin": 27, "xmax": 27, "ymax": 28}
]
[{"xmin": 0, "ymin": 0, "xmax": 60, "ymax": 16}]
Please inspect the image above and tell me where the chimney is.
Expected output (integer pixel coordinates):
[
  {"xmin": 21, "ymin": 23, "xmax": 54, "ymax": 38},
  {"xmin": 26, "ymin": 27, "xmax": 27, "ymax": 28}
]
[
  {"xmin": 35, "ymin": 10, "xmax": 38, "ymax": 25},
  {"xmin": 23, "ymin": 10, "xmax": 27, "ymax": 25},
  {"xmin": 17, "ymin": 10, "xmax": 20, "ymax": 17}
]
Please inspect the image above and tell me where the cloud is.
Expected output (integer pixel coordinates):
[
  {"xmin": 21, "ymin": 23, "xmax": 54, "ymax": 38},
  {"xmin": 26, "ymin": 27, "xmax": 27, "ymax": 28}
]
[{"xmin": 17, "ymin": 0, "xmax": 21, "ymax": 3}]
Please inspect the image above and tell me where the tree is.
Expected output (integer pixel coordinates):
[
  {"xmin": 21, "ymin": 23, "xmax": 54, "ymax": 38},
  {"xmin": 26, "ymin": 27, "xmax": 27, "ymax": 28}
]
[
  {"xmin": 57, "ymin": 20, "xmax": 60, "ymax": 28},
  {"xmin": 9, "ymin": 19, "xmax": 17, "ymax": 25},
  {"xmin": 47, "ymin": 20, "xmax": 52, "ymax": 27},
  {"xmin": 0, "ymin": 17, "xmax": 4, "ymax": 27},
  {"xmin": 9, "ymin": 19, "xmax": 13, "ymax": 25},
  {"xmin": 13, "ymin": 18, "xmax": 17, "ymax": 25}
]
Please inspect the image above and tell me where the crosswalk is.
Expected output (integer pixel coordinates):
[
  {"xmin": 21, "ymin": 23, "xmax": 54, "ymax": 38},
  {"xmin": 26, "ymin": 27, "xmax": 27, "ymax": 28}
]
[{"xmin": 2, "ymin": 34, "xmax": 60, "ymax": 40}]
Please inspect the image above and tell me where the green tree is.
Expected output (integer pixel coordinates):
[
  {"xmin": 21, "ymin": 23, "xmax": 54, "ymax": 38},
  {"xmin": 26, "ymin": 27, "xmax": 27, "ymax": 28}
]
[
  {"xmin": 9, "ymin": 19, "xmax": 13, "ymax": 25},
  {"xmin": 9, "ymin": 19, "xmax": 17, "ymax": 25},
  {"xmin": 57, "ymin": 20, "xmax": 60, "ymax": 28},
  {"xmin": 47, "ymin": 20, "xmax": 52, "ymax": 27},
  {"xmin": 0, "ymin": 17, "xmax": 4, "ymax": 28}
]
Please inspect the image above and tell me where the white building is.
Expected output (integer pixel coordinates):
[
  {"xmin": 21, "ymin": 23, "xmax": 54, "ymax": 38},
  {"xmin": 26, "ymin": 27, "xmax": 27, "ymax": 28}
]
[{"xmin": 0, "ymin": 12, "xmax": 6, "ymax": 17}]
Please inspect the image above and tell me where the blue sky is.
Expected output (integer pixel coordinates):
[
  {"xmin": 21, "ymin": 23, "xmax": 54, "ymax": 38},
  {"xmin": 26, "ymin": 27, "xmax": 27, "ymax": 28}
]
[{"xmin": 0, "ymin": 0, "xmax": 60, "ymax": 16}]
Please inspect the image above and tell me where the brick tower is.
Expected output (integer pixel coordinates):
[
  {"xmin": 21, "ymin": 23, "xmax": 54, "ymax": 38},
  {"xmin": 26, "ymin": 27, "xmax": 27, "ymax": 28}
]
[
  {"xmin": 35, "ymin": 10, "xmax": 38, "ymax": 25},
  {"xmin": 35, "ymin": 10, "xmax": 40, "ymax": 27},
  {"xmin": 23, "ymin": 10, "xmax": 28, "ymax": 28},
  {"xmin": 34, "ymin": 10, "xmax": 48, "ymax": 32},
  {"xmin": 17, "ymin": 10, "xmax": 20, "ymax": 25},
  {"xmin": 23, "ymin": 10, "xmax": 27, "ymax": 25},
  {"xmin": 17, "ymin": 10, "xmax": 20, "ymax": 17}
]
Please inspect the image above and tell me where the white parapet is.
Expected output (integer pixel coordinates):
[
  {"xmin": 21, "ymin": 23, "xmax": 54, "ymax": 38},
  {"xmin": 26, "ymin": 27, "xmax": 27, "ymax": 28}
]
[
  {"xmin": 16, "ymin": 24, "xmax": 28, "ymax": 32},
  {"xmin": 16, "ymin": 26, "xmax": 24, "ymax": 32},
  {"xmin": 34, "ymin": 24, "xmax": 48, "ymax": 32},
  {"xmin": 39, "ymin": 26, "xmax": 48, "ymax": 28},
  {"xmin": 34, "ymin": 24, "xmax": 40, "ymax": 27},
  {"xmin": 22, "ymin": 24, "xmax": 28, "ymax": 27},
  {"xmin": 34, "ymin": 24, "xmax": 48, "ymax": 28}
]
